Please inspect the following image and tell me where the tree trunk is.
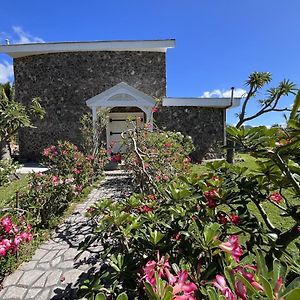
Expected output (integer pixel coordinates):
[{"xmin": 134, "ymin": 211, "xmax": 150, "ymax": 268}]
[
  {"xmin": 0, "ymin": 140, "xmax": 11, "ymax": 160},
  {"xmin": 226, "ymin": 140, "xmax": 235, "ymax": 163}
]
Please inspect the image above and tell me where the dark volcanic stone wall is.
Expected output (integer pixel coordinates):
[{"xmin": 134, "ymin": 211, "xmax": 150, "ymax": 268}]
[
  {"xmin": 14, "ymin": 51, "xmax": 166, "ymax": 160},
  {"xmin": 156, "ymin": 107, "xmax": 225, "ymax": 160}
]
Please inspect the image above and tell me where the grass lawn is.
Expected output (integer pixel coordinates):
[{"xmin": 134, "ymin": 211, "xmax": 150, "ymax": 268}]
[
  {"xmin": 192, "ymin": 153, "xmax": 299, "ymax": 253},
  {"xmin": 0, "ymin": 176, "xmax": 29, "ymax": 209}
]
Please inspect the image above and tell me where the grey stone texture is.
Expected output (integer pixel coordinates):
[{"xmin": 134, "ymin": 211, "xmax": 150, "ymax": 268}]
[
  {"xmin": 156, "ymin": 107, "xmax": 226, "ymax": 160},
  {"xmin": 14, "ymin": 51, "xmax": 166, "ymax": 160},
  {"xmin": 0, "ymin": 171, "xmax": 131, "ymax": 299}
]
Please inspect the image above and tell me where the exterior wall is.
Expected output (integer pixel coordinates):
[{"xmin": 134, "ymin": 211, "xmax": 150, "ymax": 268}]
[
  {"xmin": 155, "ymin": 107, "xmax": 225, "ymax": 160},
  {"xmin": 14, "ymin": 51, "xmax": 166, "ymax": 160}
]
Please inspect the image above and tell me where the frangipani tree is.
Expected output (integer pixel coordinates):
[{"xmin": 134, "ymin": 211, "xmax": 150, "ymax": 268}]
[
  {"xmin": 227, "ymin": 72, "xmax": 298, "ymax": 162},
  {"xmin": 0, "ymin": 82, "xmax": 45, "ymax": 160}
]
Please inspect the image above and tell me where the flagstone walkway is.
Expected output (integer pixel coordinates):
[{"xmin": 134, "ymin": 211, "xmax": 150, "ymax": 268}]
[{"xmin": 0, "ymin": 171, "xmax": 132, "ymax": 300}]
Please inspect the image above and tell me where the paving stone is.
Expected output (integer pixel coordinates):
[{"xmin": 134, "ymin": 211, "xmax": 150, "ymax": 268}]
[
  {"xmin": 63, "ymin": 248, "xmax": 78, "ymax": 260},
  {"xmin": 40, "ymin": 250, "xmax": 59, "ymax": 262},
  {"xmin": 20, "ymin": 260, "xmax": 37, "ymax": 271},
  {"xmin": 0, "ymin": 174, "xmax": 131, "ymax": 299},
  {"xmin": 51, "ymin": 255, "xmax": 62, "ymax": 267},
  {"xmin": 3, "ymin": 270, "xmax": 24, "ymax": 286},
  {"xmin": 19, "ymin": 270, "xmax": 45, "ymax": 286},
  {"xmin": 62, "ymin": 269, "xmax": 83, "ymax": 283},
  {"xmin": 35, "ymin": 288, "xmax": 50, "ymax": 300},
  {"xmin": 45, "ymin": 270, "xmax": 62, "ymax": 286},
  {"xmin": 37, "ymin": 262, "xmax": 51, "ymax": 270},
  {"xmin": 3, "ymin": 286, "xmax": 27, "ymax": 299},
  {"xmin": 26, "ymin": 288, "xmax": 42, "ymax": 299},
  {"xmin": 33, "ymin": 271, "xmax": 51, "ymax": 288},
  {"xmin": 32, "ymin": 248, "xmax": 48, "ymax": 261},
  {"xmin": 57, "ymin": 260, "xmax": 74, "ymax": 269}
]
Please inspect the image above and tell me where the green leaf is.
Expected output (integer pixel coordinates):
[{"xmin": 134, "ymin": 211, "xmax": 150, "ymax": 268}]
[
  {"xmin": 255, "ymin": 249, "xmax": 268, "ymax": 278},
  {"xmin": 285, "ymin": 288, "xmax": 300, "ymax": 300},
  {"xmin": 116, "ymin": 292, "xmax": 128, "ymax": 300},
  {"xmin": 259, "ymin": 275, "xmax": 273, "ymax": 300},
  {"xmin": 282, "ymin": 278, "xmax": 300, "ymax": 298},
  {"xmin": 235, "ymin": 272, "xmax": 258, "ymax": 296},
  {"xmin": 95, "ymin": 293, "xmax": 106, "ymax": 300},
  {"xmin": 290, "ymin": 90, "xmax": 300, "ymax": 121},
  {"xmin": 206, "ymin": 287, "xmax": 219, "ymax": 300},
  {"xmin": 149, "ymin": 229, "xmax": 165, "ymax": 245},
  {"xmin": 144, "ymin": 282, "xmax": 158, "ymax": 300},
  {"xmin": 224, "ymin": 266, "xmax": 235, "ymax": 291}
]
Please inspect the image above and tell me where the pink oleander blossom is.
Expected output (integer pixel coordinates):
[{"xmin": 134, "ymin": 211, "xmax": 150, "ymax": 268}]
[
  {"xmin": 142, "ymin": 253, "xmax": 197, "ymax": 300},
  {"xmin": 213, "ymin": 275, "xmax": 237, "ymax": 300},
  {"xmin": 1, "ymin": 216, "xmax": 13, "ymax": 233},
  {"xmin": 219, "ymin": 235, "xmax": 243, "ymax": 262},
  {"xmin": 269, "ymin": 192, "xmax": 283, "ymax": 203}
]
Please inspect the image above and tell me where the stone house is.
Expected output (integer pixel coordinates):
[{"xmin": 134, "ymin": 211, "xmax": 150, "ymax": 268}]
[{"xmin": 0, "ymin": 39, "xmax": 240, "ymax": 161}]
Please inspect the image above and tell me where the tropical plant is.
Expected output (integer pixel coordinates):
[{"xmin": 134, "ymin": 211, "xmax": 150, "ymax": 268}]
[
  {"xmin": 227, "ymin": 72, "xmax": 298, "ymax": 162},
  {"xmin": 0, "ymin": 82, "xmax": 45, "ymax": 160}
]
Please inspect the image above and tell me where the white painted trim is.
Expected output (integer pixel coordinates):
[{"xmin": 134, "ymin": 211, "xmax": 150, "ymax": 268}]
[
  {"xmin": 0, "ymin": 39, "xmax": 176, "ymax": 58},
  {"xmin": 86, "ymin": 82, "xmax": 156, "ymax": 108},
  {"xmin": 162, "ymin": 97, "xmax": 241, "ymax": 108}
]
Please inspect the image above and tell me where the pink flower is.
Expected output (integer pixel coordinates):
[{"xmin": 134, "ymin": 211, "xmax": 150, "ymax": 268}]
[
  {"xmin": 43, "ymin": 148, "xmax": 50, "ymax": 157},
  {"xmin": 235, "ymin": 266, "xmax": 264, "ymax": 292},
  {"xmin": 2, "ymin": 239, "xmax": 11, "ymax": 251},
  {"xmin": 0, "ymin": 243, "xmax": 7, "ymax": 257},
  {"xmin": 73, "ymin": 169, "xmax": 81, "ymax": 175},
  {"xmin": 230, "ymin": 213, "xmax": 240, "ymax": 225},
  {"xmin": 219, "ymin": 235, "xmax": 243, "ymax": 262},
  {"xmin": 1, "ymin": 216, "xmax": 13, "ymax": 233},
  {"xmin": 86, "ymin": 207, "xmax": 95, "ymax": 214},
  {"xmin": 213, "ymin": 275, "xmax": 237, "ymax": 300},
  {"xmin": 235, "ymin": 280, "xmax": 247, "ymax": 300},
  {"xmin": 164, "ymin": 143, "xmax": 172, "ymax": 148},
  {"xmin": 173, "ymin": 270, "xmax": 197, "ymax": 299},
  {"xmin": 274, "ymin": 276, "xmax": 283, "ymax": 294},
  {"xmin": 151, "ymin": 107, "xmax": 158, "ymax": 113},
  {"xmin": 141, "ymin": 205, "xmax": 153, "ymax": 213},
  {"xmin": 204, "ymin": 189, "xmax": 219, "ymax": 208},
  {"xmin": 142, "ymin": 253, "xmax": 170, "ymax": 287},
  {"xmin": 269, "ymin": 193, "xmax": 283, "ymax": 203},
  {"xmin": 51, "ymin": 175, "xmax": 60, "ymax": 186}
]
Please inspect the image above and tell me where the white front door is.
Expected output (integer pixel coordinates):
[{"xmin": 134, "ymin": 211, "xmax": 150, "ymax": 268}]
[{"xmin": 106, "ymin": 112, "xmax": 144, "ymax": 153}]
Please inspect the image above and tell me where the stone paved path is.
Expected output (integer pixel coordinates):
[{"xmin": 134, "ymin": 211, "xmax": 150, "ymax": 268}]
[{"xmin": 0, "ymin": 171, "xmax": 131, "ymax": 300}]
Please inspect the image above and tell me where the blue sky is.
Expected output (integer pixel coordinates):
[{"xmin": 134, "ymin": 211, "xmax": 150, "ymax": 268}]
[{"xmin": 0, "ymin": 0, "xmax": 299, "ymax": 125}]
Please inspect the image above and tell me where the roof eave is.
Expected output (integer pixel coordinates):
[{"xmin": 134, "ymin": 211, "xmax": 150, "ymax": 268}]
[
  {"xmin": 162, "ymin": 97, "xmax": 241, "ymax": 108},
  {"xmin": 0, "ymin": 39, "xmax": 176, "ymax": 58}
]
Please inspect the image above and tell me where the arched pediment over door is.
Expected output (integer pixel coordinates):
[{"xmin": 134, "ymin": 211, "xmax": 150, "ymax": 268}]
[{"xmin": 86, "ymin": 82, "xmax": 156, "ymax": 153}]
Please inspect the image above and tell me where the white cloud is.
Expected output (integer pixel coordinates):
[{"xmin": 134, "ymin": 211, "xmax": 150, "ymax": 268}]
[
  {"xmin": 200, "ymin": 88, "xmax": 247, "ymax": 98},
  {"xmin": 0, "ymin": 61, "xmax": 13, "ymax": 83},
  {"xmin": 12, "ymin": 26, "xmax": 44, "ymax": 44}
]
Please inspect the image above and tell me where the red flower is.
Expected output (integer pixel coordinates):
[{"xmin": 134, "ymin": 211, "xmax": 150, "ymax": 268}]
[
  {"xmin": 141, "ymin": 205, "xmax": 153, "ymax": 213},
  {"xmin": 269, "ymin": 192, "xmax": 283, "ymax": 203},
  {"xmin": 151, "ymin": 107, "xmax": 158, "ymax": 113},
  {"xmin": 218, "ymin": 213, "xmax": 229, "ymax": 225},
  {"xmin": 230, "ymin": 213, "xmax": 240, "ymax": 225}
]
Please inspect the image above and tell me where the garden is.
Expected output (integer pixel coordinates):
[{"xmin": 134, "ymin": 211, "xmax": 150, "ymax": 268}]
[{"xmin": 0, "ymin": 72, "xmax": 300, "ymax": 300}]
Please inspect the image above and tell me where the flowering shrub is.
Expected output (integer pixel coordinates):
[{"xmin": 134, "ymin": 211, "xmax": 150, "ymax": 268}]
[
  {"xmin": 78, "ymin": 99, "xmax": 300, "ymax": 298},
  {"xmin": 0, "ymin": 159, "xmax": 19, "ymax": 186},
  {"xmin": 18, "ymin": 141, "xmax": 104, "ymax": 228},
  {"xmin": 42, "ymin": 141, "xmax": 103, "ymax": 186},
  {"xmin": 122, "ymin": 123, "xmax": 194, "ymax": 193},
  {"xmin": 19, "ymin": 172, "xmax": 77, "ymax": 227},
  {"xmin": 0, "ymin": 213, "xmax": 32, "ymax": 281}
]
